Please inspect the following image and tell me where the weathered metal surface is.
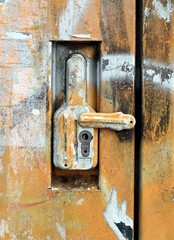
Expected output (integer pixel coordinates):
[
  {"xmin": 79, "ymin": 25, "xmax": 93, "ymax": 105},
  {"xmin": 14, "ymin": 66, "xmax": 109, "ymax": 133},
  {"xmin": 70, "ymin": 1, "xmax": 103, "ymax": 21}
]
[
  {"xmin": 140, "ymin": 1, "xmax": 174, "ymax": 239},
  {"xmin": 0, "ymin": 0, "xmax": 135, "ymax": 239}
]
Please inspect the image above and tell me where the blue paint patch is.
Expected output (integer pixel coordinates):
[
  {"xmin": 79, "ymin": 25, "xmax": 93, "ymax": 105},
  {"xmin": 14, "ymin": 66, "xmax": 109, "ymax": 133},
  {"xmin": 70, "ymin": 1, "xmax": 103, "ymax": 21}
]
[{"xmin": 0, "ymin": 0, "xmax": 6, "ymax": 3}]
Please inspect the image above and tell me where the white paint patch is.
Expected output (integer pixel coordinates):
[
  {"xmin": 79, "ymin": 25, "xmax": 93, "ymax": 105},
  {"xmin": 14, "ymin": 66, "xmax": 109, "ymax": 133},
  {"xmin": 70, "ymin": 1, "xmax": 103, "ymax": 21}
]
[
  {"xmin": 0, "ymin": 192, "xmax": 3, "ymax": 198},
  {"xmin": 71, "ymin": 34, "xmax": 91, "ymax": 39},
  {"xmin": 101, "ymin": 54, "xmax": 135, "ymax": 80},
  {"xmin": 144, "ymin": 58, "xmax": 174, "ymax": 90},
  {"xmin": 0, "ymin": 0, "xmax": 11, "ymax": 4},
  {"xmin": 59, "ymin": 0, "xmax": 90, "ymax": 39},
  {"xmin": 76, "ymin": 198, "xmax": 84, "ymax": 205},
  {"xmin": 0, "ymin": 219, "xmax": 9, "ymax": 238},
  {"xmin": 56, "ymin": 223, "xmax": 66, "ymax": 240},
  {"xmin": 46, "ymin": 237, "xmax": 53, "ymax": 240},
  {"xmin": 32, "ymin": 109, "xmax": 40, "ymax": 116},
  {"xmin": 5, "ymin": 32, "xmax": 32, "ymax": 40},
  {"xmin": 0, "ymin": 159, "xmax": 3, "ymax": 174},
  {"xmin": 21, "ymin": 229, "xmax": 34, "ymax": 240},
  {"xmin": 144, "ymin": 7, "xmax": 150, "ymax": 17},
  {"xmin": 102, "ymin": 54, "xmax": 174, "ymax": 90},
  {"xmin": 152, "ymin": 0, "xmax": 174, "ymax": 23},
  {"xmin": 10, "ymin": 233, "xmax": 17, "ymax": 240},
  {"xmin": 103, "ymin": 188, "xmax": 133, "ymax": 240},
  {"xmin": 146, "ymin": 69, "xmax": 156, "ymax": 76}
]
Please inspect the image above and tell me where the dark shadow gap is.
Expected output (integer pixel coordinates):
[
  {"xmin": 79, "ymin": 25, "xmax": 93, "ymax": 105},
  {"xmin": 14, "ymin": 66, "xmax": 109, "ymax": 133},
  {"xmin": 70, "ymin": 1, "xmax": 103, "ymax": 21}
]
[{"xmin": 134, "ymin": 0, "xmax": 143, "ymax": 239}]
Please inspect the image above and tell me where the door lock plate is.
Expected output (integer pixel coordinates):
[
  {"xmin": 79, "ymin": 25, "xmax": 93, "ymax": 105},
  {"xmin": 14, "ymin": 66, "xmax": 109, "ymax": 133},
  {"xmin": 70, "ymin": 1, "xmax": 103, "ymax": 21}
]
[{"xmin": 53, "ymin": 52, "xmax": 136, "ymax": 171}]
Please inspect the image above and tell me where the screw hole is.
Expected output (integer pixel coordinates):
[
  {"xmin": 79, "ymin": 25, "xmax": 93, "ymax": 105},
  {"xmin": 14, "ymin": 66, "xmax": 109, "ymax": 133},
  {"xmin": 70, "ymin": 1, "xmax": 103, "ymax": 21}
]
[
  {"xmin": 64, "ymin": 164, "xmax": 68, "ymax": 167},
  {"xmin": 84, "ymin": 150, "xmax": 87, "ymax": 153},
  {"xmin": 130, "ymin": 121, "xmax": 133, "ymax": 124}
]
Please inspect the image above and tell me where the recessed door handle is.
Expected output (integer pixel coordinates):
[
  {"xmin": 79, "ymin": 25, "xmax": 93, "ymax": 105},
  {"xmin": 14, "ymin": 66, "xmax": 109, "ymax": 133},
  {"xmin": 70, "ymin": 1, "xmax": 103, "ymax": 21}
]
[{"xmin": 53, "ymin": 52, "xmax": 136, "ymax": 170}]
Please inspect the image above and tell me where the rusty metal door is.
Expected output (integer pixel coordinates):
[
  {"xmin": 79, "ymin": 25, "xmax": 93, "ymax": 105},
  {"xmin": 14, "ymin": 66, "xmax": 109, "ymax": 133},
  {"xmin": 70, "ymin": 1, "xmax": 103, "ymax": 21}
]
[
  {"xmin": 1, "ymin": 0, "xmax": 173, "ymax": 239},
  {"xmin": 0, "ymin": 1, "xmax": 135, "ymax": 239}
]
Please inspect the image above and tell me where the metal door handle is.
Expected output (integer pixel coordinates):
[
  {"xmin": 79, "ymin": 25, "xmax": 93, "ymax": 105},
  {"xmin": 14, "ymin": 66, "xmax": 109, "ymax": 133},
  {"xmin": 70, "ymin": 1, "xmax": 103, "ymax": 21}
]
[{"xmin": 78, "ymin": 112, "xmax": 136, "ymax": 131}]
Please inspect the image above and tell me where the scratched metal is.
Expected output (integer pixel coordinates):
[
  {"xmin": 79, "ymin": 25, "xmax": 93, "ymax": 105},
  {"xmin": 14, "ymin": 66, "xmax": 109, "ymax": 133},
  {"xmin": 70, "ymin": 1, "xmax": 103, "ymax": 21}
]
[{"xmin": 0, "ymin": 1, "xmax": 135, "ymax": 239}]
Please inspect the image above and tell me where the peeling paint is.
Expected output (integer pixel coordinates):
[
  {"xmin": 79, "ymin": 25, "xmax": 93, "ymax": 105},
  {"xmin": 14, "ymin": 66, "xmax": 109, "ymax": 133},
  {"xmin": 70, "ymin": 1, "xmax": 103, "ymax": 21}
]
[
  {"xmin": 56, "ymin": 223, "xmax": 66, "ymax": 240},
  {"xmin": 0, "ymin": 219, "xmax": 9, "ymax": 238},
  {"xmin": 103, "ymin": 188, "xmax": 133, "ymax": 240},
  {"xmin": 21, "ymin": 229, "xmax": 35, "ymax": 240},
  {"xmin": 5, "ymin": 32, "xmax": 32, "ymax": 40},
  {"xmin": 0, "ymin": 158, "xmax": 3, "ymax": 174},
  {"xmin": 152, "ymin": 0, "xmax": 173, "ymax": 22},
  {"xmin": 144, "ymin": 7, "xmax": 150, "ymax": 17},
  {"xmin": 10, "ymin": 233, "xmax": 17, "ymax": 240},
  {"xmin": 76, "ymin": 198, "xmax": 84, "ymax": 205},
  {"xmin": 71, "ymin": 34, "xmax": 91, "ymax": 39},
  {"xmin": 32, "ymin": 109, "xmax": 40, "ymax": 116},
  {"xmin": 0, "ymin": 147, "xmax": 6, "ymax": 173}
]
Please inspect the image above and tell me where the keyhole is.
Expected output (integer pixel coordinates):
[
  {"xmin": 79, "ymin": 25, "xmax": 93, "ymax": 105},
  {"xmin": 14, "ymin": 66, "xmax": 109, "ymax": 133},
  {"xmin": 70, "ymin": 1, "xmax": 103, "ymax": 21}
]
[{"xmin": 82, "ymin": 133, "xmax": 89, "ymax": 141}]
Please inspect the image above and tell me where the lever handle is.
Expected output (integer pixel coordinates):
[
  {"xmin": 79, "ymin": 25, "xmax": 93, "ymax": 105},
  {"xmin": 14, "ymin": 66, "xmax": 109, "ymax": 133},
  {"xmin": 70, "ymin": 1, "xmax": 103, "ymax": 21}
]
[{"xmin": 78, "ymin": 112, "xmax": 136, "ymax": 131}]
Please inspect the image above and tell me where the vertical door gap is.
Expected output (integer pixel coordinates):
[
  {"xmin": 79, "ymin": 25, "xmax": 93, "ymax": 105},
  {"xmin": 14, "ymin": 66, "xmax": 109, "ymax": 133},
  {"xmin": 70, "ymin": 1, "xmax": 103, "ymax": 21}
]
[{"xmin": 134, "ymin": 0, "xmax": 143, "ymax": 239}]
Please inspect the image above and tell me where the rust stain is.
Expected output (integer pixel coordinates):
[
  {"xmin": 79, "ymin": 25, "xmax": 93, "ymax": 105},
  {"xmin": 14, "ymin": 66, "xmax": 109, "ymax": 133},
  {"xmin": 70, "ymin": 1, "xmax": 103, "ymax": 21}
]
[{"xmin": 8, "ymin": 195, "xmax": 56, "ymax": 210}]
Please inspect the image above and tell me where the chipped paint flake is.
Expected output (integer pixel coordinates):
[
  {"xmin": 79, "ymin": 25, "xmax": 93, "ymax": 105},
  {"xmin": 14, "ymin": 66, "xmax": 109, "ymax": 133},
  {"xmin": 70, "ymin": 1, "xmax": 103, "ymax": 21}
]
[
  {"xmin": 10, "ymin": 233, "xmax": 17, "ymax": 240},
  {"xmin": 56, "ymin": 223, "xmax": 66, "ymax": 240},
  {"xmin": 103, "ymin": 188, "xmax": 133, "ymax": 240},
  {"xmin": 76, "ymin": 198, "xmax": 84, "ymax": 205},
  {"xmin": 0, "ymin": 219, "xmax": 9, "ymax": 238},
  {"xmin": 5, "ymin": 32, "xmax": 32, "ymax": 40},
  {"xmin": 146, "ymin": 69, "xmax": 156, "ymax": 76},
  {"xmin": 21, "ymin": 229, "xmax": 34, "ymax": 240},
  {"xmin": 32, "ymin": 109, "xmax": 40, "ymax": 116},
  {"xmin": 152, "ymin": 0, "xmax": 173, "ymax": 23},
  {"xmin": 144, "ymin": 7, "xmax": 150, "ymax": 17},
  {"xmin": 0, "ymin": 159, "xmax": 3, "ymax": 174},
  {"xmin": 71, "ymin": 34, "xmax": 91, "ymax": 39}
]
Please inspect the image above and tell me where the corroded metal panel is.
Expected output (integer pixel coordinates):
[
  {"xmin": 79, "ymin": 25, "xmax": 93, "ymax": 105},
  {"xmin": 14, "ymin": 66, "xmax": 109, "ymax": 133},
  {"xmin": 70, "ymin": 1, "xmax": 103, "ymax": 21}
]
[
  {"xmin": 0, "ymin": 1, "xmax": 135, "ymax": 239},
  {"xmin": 140, "ymin": 1, "xmax": 174, "ymax": 239}
]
